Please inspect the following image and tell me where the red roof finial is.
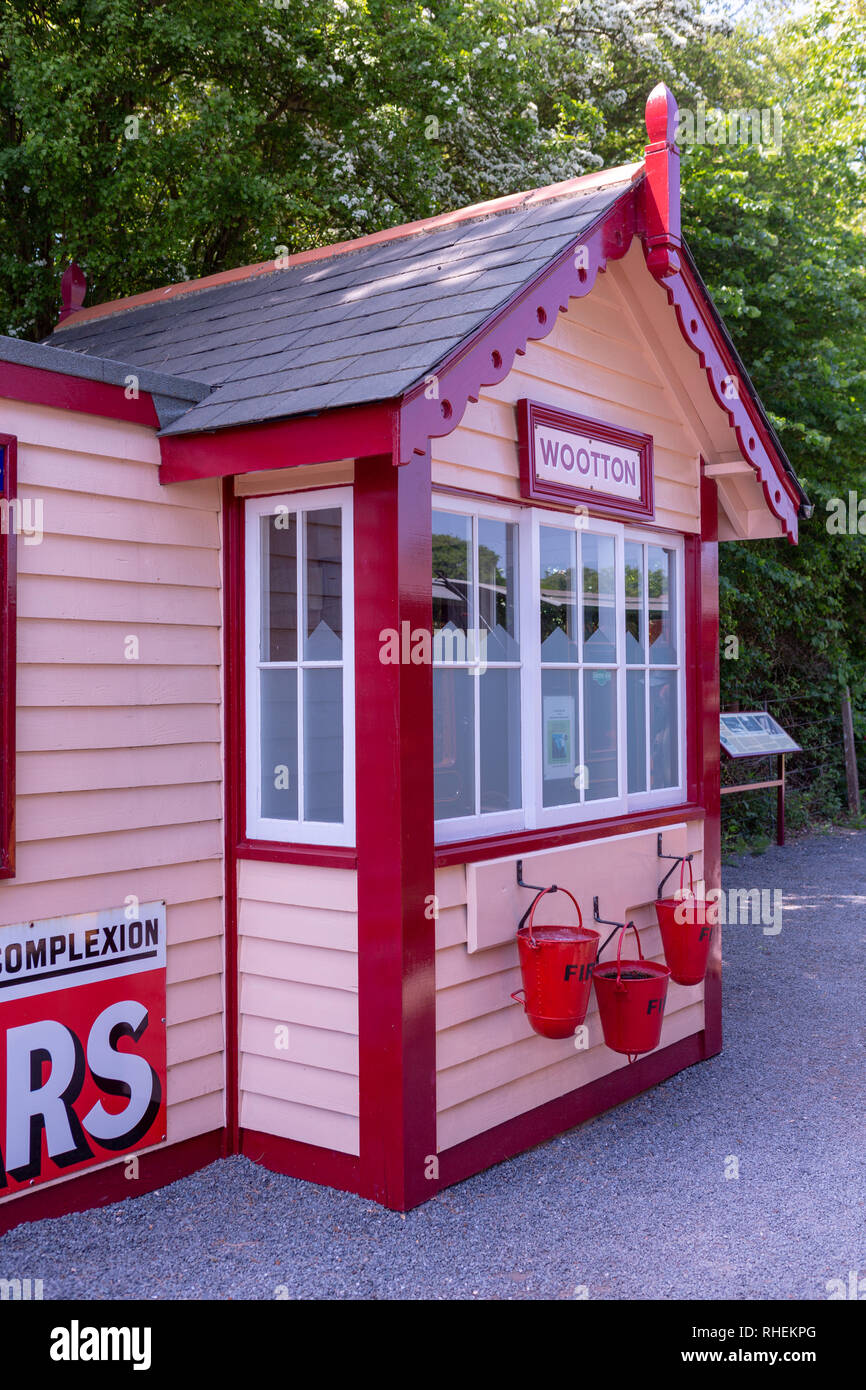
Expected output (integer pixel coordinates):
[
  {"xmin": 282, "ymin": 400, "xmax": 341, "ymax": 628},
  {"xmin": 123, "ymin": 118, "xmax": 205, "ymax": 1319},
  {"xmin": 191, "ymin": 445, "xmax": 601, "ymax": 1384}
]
[
  {"xmin": 645, "ymin": 83, "xmax": 679, "ymax": 146},
  {"xmin": 59, "ymin": 261, "xmax": 87, "ymax": 323},
  {"xmin": 643, "ymin": 84, "xmax": 681, "ymax": 279}
]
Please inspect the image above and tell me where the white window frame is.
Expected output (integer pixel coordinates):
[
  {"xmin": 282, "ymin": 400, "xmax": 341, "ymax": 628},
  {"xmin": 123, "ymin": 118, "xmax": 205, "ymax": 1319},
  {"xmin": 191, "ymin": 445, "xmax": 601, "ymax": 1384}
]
[
  {"xmin": 244, "ymin": 488, "xmax": 355, "ymax": 847},
  {"xmin": 432, "ymin": 493, "xmax": 686, "ymax": 844},
  {"xmin": 432, "ymin": 494, "xmax": 527, "ymax": 843},
  {"xmin": 623, "ymin": 523, "xmax": 687, "ymax": 814}
]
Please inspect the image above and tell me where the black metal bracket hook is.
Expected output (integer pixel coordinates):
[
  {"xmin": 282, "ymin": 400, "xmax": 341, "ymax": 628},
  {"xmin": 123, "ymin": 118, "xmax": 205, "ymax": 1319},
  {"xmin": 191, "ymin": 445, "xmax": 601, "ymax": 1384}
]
[
  {"xmin": 656, "ymin": 834, "xmax": 693, "ymax": 901},
  {"xmin": 592, "ymin": 896, "xmax": 628, "ymax": 962},
  {"xmin": 516, "ymin": 859, "xmax": 556, "ymax": 894},
  {"xmin": 516, "ymin": 860, "xmax": 557, "ymax": 931}
]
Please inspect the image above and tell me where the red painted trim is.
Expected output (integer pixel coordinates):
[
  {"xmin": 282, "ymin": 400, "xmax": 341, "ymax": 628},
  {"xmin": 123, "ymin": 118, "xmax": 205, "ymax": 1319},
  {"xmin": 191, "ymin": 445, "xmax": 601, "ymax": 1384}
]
[
  {"xmin": 222, "ymin": 478, "xmax": 243, "ymax": 1155},
  {"xmin": 0, "ymin": 359, "xmax": 159, "ymax": 426},
  {"xmin": 58, "ymin": 261, "xmax": 87, "ymax": 323},
  {"xmin": 0, "ymin": 434, "xmax": 17, "ymax": 879},
  {"xmin": 434, "ymin": 803, "xmax": 706, "ymax": 868},
  {"xmin": 642, "ymin": 244, "xmax": 800, "ymax": 541},
  {"xmin": 684, "ymin": 533, "xmax": 700, "ymax": 807},
  {"xmin": 643, "ymin": 83, "xmax": 683, "ymax": 279},
  {"xmin": 699, "ymin": 474, "xmax": 722, "ymax": 1055},
  {"xmin": 0, "ymin": 1129, "xmax": 224, "ymax": 1235},
  {"xmin": 398, "ymin": 190, "xmax": 639, "ymax": 465},
  {"xmin": 355, "ymin": 449, "xmax": 437, "ymax": 1210},
  {"xmin": 433, "ymin": 1032, "xmax": 706, "ymax": 1205},
  {"xmin": 516, "ymin": 398, "xmax": 654, "ymax": 520},
  {"xmin": 236, "ymin": 839, "xmax": 357, "ymax": 868},
  {"xmin": 240, "ymin": 1129, "xmax": 360, "ymax": 1195},
  {"xmin": 159, "ymin": 402, "xmax": 397, "ymax": 484}
]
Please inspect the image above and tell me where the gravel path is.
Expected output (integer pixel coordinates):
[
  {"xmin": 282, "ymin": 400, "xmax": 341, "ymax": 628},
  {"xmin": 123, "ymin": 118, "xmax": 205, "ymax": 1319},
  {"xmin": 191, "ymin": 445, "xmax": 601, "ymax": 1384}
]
[{"xmin": 2, "ymin": 828, "xmax": 864, "ymax": 1300}]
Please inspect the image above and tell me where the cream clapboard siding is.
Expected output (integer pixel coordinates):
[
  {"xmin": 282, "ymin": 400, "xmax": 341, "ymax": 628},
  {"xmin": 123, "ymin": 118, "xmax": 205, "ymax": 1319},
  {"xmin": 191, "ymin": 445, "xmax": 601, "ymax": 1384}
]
[
  {"xmin": 431, "ymin": 249, "xmax": 700, "ymax": 530},
  {"xmin": 237, "ymin": 860, "xmax": 359, "ymax": 1155},
  {"xmin": 431, "ymin": 249, "xmax": 706, "ymax": 1150},
  {"xmin": 435, "ymin": 820, "xmax": 706, "ymax": 1151},
  {"xmin": 236, "ymin": 460, "xmax": 359, "ymax": 1157},
  {"xmin": 0, "ymin": 397, "xmax": 225, "ymax": 1169}
]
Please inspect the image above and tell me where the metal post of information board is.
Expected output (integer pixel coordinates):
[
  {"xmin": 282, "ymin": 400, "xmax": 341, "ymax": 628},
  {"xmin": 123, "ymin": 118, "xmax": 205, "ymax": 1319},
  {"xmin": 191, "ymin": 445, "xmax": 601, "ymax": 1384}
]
[{"xmin": 777, "ymin": 753, "xmax": 785, "ymax": 847}]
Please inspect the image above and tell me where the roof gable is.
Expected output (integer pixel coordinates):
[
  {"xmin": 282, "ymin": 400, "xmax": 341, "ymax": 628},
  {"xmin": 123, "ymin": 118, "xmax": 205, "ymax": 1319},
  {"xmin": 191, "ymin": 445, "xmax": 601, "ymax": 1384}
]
[{"xmin": 49, "ymin": 174, "xmax": 639, "ymax": 437}]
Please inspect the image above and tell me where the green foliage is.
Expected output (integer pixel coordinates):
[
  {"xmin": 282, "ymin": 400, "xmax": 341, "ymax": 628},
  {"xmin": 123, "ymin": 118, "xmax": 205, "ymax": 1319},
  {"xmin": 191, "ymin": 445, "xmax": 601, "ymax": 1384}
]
[{"xmin": 0, "ymin": 0, "xmax": 711, "ymax": 338}]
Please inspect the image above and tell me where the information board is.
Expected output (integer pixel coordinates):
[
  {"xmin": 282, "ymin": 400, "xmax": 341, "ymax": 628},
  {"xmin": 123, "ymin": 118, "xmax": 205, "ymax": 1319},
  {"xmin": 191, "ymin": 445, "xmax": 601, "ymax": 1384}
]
[{"xmin": 720, "ymin": 711, "xmax": 801, "ymax": 759}]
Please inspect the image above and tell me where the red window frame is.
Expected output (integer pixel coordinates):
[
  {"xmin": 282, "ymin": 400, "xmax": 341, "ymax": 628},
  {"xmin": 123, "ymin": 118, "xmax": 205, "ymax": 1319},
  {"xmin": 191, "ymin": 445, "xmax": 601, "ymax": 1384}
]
[{"xmin": 0, "ymin": 432, "xmax": 17, "ymax": 878}]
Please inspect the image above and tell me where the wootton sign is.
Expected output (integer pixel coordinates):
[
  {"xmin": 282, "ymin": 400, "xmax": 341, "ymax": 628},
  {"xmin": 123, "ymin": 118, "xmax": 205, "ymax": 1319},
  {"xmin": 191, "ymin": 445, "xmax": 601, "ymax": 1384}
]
[
  {"xmin": 517, "ymin": 400, "xmax": 654, "ymax": 520},
  {"xmin": 0, "ymin": 902, "xmax": 167, "ymax": 1196}
]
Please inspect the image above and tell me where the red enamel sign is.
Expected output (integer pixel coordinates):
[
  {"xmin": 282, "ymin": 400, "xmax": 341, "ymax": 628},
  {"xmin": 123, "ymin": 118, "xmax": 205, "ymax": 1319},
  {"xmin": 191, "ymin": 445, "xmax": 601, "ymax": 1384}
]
[
  {"xmin": 517, "ymin": 399, "xmax": 654, "ymax": 520},
  {"xmin": 0, "ymin": 903, "xmax": 166, "ymax": 1196}
]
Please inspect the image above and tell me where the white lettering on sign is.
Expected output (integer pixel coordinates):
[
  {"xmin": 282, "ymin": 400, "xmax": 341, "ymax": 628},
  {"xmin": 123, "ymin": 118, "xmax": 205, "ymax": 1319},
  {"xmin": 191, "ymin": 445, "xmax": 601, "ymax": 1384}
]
[
  {"xmin": 534, "ymin": 422, "xmax": 642, "ymax": 501},
  {"xmin": 0, "ymin": 904, "xmax": 167, "ymax": 1193}
]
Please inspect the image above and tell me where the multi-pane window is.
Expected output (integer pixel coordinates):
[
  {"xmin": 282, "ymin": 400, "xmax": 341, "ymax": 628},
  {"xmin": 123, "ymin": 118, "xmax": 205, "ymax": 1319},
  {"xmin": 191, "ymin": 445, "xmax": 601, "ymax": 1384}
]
[
  {"xmin": 245, "ymin": 490, "xmax": 354, "ymax": 846},
  {"xmin": 432, "ymin": 510, "xmax": 522, "ymax": 826},
  {"xmin": 539, "ymin": 524, "xmax": 619, "ymax": 811},
  {"xmin": 625, "ymin": 541, "xmax": 680, "ymax": 796},
  {"xmin": 433, "ymin": 498, "xmax": 684, "ymax": 841}
]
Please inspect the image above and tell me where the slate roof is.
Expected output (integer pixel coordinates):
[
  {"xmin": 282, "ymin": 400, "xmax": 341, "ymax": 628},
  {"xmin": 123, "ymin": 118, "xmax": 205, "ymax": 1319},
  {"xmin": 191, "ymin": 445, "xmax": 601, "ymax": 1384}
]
[
  {"xmin": 47, "ymin": 175, "xmax": 637, "ymax": 437},
  {"xmin": 0, "ymin": 334, "xmax": 209, "ymax": 428}
]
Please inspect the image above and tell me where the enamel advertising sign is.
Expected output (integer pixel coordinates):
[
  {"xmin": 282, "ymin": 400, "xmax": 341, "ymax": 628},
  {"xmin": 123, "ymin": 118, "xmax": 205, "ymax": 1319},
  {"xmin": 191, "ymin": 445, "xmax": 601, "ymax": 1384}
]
[
  {"xmin": 517, "ymin": 400, "xmax": 654, "ymax": 520},
  {"xmin": 0, "ymin": 902, "xmax": 166, "ymax": 1197}
]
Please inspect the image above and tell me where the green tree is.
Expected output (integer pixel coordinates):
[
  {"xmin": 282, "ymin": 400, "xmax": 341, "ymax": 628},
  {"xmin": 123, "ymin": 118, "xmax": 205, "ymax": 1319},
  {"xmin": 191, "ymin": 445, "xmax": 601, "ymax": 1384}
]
[{"xmin": 0, "ymin": 0, "xmax": 711, "ymax": 338}]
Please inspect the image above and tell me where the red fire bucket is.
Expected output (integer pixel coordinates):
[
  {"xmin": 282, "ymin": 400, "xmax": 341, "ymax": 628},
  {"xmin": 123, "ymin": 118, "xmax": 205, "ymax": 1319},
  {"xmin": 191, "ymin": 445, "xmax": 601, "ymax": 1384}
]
[
  {"xmin": 511, "ymin": 887, "xmax": 600, "ymax": 1039},
  {"xmin": 655, "ymin": 857, "xmax": 717, "ymax": 986},
  {"xmin": 593, "ymin": 922, "xmax": 670, "ymax": 1062}
]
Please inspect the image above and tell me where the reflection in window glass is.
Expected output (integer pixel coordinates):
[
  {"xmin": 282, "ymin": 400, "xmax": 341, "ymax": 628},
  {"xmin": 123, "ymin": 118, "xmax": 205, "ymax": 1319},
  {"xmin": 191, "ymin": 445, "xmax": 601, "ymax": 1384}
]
[
  {"xmin": 649, "ymin": 546, "xmax": 677, "ymax": 663},
  {"xmin": 627, "ymin": 668, "xmax": 647, "ymax": 793},
  {"xmin": 539, "ymin": 527, "xmax": 579, "ymax": 662},
  {"xmin": 650, "ymin": 669, "xmax": 678, "ymax": 789},
  {"xmin": 251, "ymin": 498, "xmax": 349, "ymax": 839},
  {"xmin": 478, "ymin": 519, "xmax": 519, "ymax": 661},
  {"xmin": 434, "ymin": 668, "xmax": 475, "ymax": 820},
  {"xmin": 624, "ymin": 541, "xmax": 644, "ymax": 663},
  {"xmin": 304, "ymin": 668, "xmax": 343, "ymax": 822},
  {"xmin": 262, "ymin": 514, "xmax": 297, "ymax": 662},
  {"xmin": 584, "ymin": 669, "xmax": 618, "ymax": 801},
  {"xmin": 305, "ymin": 509, "xmax": 342, "ymax": 659},
  {"xmin": 260, "ymin": 668, "xmax": 298, "ymax": 820},
  {"xmin": 480, "ymin": 669, "xmax": 521, "ymax": 812},
  {"xmin": 541, "ymin": 668, "xmax": 581, "ymax": 808},
  {"xmin": 583, "ymin": 533, "xmax": 616, "ymax": 662},
  {"xmin": 433, "ymin": 512, "xmax": 471, "ymax": 637}
]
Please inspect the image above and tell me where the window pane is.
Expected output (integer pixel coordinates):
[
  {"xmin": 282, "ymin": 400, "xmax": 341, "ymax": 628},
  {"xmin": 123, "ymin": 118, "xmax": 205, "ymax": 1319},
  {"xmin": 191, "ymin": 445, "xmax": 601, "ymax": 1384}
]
[
  {"xmin": 305, "ymin": 509, "xmax": 342, "ymax": 659},
  {"xmin": 540, "ymin": 527, "xmax": 579, "ymax": 663},
  {"xmin": 648, "ymin": 546, "xmax": 677, "ymax": 664},
  {"xmin": 582, "ymin": 533, "xmax": 616, "ymax": 662},
  {"xmin": 434, "ymin": 668, "xmax": 475, "ymax": 819},
  {"xmin": 262, "ymin": 513, "xmax": 297, "ymax": 662},
  {"xmin": 650, "ymin": 669, "xmax": 678, "ymax": 789},
  {"xmin": 541, "ymin": 669, "xmax": 580, "ymax": 808},
  {"xmin": 624, "ymin": 541, "xmax": 644, "ymax": 663},
  {"xmin": 478, "ymin": 518, "xmax": 519, "ymax": 661},
  {"xmin": 480, "ymin": 669, "xmax": 521, "ymax": 812},
  {"xmin": 433, "ymin": 512, "xmax": 472, "ymax": 643},
  {"xmin": 304, "ymin": 668, "xmax": 343, "ymax": 821},
  {"xmin": 260, "ymin": 668, "xmax": 298, "ymax": 820},
  {"xmin": 627, "ymin": 668, "xmax": 647, "ymax": 793},
  {"xmin": 584, "ymin": 669, "xmax": 618, "ymax": 801}
]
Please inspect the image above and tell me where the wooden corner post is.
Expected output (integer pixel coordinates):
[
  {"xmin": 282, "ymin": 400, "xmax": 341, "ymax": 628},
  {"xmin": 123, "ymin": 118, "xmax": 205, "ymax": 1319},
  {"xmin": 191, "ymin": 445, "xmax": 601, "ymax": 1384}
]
[{"xmin": 354, "ymin": 447, "xmax": 437, "ymax": 1210}]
